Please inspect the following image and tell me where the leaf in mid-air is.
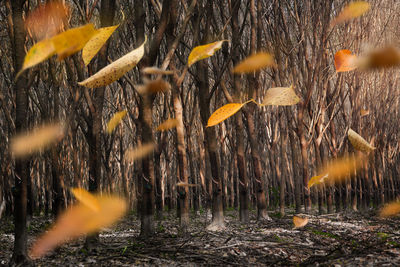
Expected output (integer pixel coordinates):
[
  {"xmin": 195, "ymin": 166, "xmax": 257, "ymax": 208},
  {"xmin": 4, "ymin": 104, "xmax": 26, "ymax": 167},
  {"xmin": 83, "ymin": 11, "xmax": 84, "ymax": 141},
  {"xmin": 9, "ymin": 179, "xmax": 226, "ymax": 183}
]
[
  {"xmin": 330, "ymin": 1, "xmax": 371, "ymax": 27},
  {"xmin": 82, "ymin": 24, "xmax": 119, "ymax": 66},
  {"xmin": 29, "ymin": 193, "xmax": 127, "ymax": 259},
  {"xmin": 308, "ymin": 174, "xmax": 329, "ymax": 189},
  {"xmin": 232, "ymin": 52, "xmax": 276, "ymax": 73},
  {"xmin": 357, "ymin": 46, "xmax": 400, "ymax": 69},
  {"xmin": 348, "ymin": 128, "xmax": 375, "ymax": 153},
  {"xmin": 176, "ymin": 182, "xmax": 198, "ymax": 187},
  {"xmin": 207, "ymin": 103, "xmax": 245, "ymax": 127},
  {"xmin": 134, "ymin": 78, "xmax": 171, "ymax": 95},
  {"xmin": 188, "ymin": 40, "xmax": 227, "ymax": 67},
  {"xmin": 360, "ymin": 109, "xmax": 370, "ymax": 117},
  {"xmin": 380, "ymin": 202, "xmax": 400, "ymax": 217},
  {"xmin": 142, "ymin": 67, "xmax": 174, "ymax": 75},
  {"xmin": 71, "ymin": 188, "xmax": 100, "ymax": 212},
  {"xmin": 79, "ymin": 37, "xmax": 146, "ymax": 88},
  {"xmin": 124, "ymin": 143, "xmax": 155, "ymax": 163},
  {"xmin": 107, "ymin": 110, "xmax": 127, "ymax": 134},
  {"xmin": 334, "ymin": 49, "xmax": 357, "ymax": 72},
  {"xmin": 262, "ymin": 86, "xmax": 300, "ymax": 106},
  {"xmin": 156, "ymin": 118, "xmax": 179, "ymax": 131},
  {"xmin": 293, "ymin": 216, "xmax": 309, "ymax": 229}
]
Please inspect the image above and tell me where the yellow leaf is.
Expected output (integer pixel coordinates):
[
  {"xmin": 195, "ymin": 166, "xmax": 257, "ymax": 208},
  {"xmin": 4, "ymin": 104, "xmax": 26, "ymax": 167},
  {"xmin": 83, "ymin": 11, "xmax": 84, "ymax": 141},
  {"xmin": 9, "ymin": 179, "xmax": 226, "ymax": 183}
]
[
  {"xmin": 360, "ymin": 109, "xmax": 369, "ymax": 117},
  {"xmin": 142, "ymin": 67, "xmax": 174, "ymax": 75},
  {"xmin": 176, "ymin": 182, "xmax": 198, "ymax": 187},
  {"xmin": 293, "ymin": 216, "xmax": 309, "ymax": 229},
  {"xmin": 357, "ymin": 46, "xmax": 400, "ymax": 69},
  {"xmin": 71, "ymin": 188, "xmax": 100, "ymax": 212},
  {"xmin": 334, "ymin": 49, "xmax": 357, "ymax": 72},
  {"xmin": 157, "ymin": 118, "xmax": 178, "ymax": 131},
  {"xmin": 207, "ymin": 103, "xmax": 245, "ymax": 127},
  {"xmin": 331, "ymin": 1, "xmax": 371, "ymax": 27},
  {"xmin": 188, "ymin": 40, "xmax": 226, "ymax": 67},
  {"xmin": 82, "ymin": 24, "xmax": 119, "ymax": 66},
  {"xmin": 11, "ymin": 123, "xmax": 64, "ymax": 158},
  {"xmin": 16, "ymin": 39, "xmax": 56, "ymax": 79},
  {"xmin": 135, "ymin": 78, "xmax": 171, "ymax": 95},
  {"xmin": 51, "ymin": 23, "xmax": 97, "ymax": 60},
  {"xmin": 29, "ymin": 194, "xmax": 126, "ymax": 259},
  {"xmin": 232, "ymin": 52, "xmax": 276, "ymax": 73},
  {"xmin": 124, "ymin": 142, "xmax": 155, "ymax": 163},
  {"xmin": 380, "ymin": 201, "xmax": 400, "ymax": 218},
  {"xmin": 79, "ymin": 37, "xmax": 146, "ymax": 88},
  {"xmin": 308, "ymin": 174, "xmax": 329, "ymax": 189},
  {"xmin": 107, "ymin": 110, "xmax": 127, "ymax": 134},
  {"xmin": 348, "ymin": 128, "xmax": 375, "ymax": 153},
  {"xmin": 262, "ymin": 86, "xmax": 300, "ymax": 106}
]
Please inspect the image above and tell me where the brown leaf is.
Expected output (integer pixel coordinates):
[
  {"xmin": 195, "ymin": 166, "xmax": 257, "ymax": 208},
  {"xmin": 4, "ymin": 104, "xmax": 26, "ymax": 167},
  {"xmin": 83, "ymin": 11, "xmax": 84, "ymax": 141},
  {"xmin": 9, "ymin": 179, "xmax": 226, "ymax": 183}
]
[
  {"xmin": 293, "ymin": 216, "xmax": 309, "ymax": 229},
  {"xmin": 124, "ymin": 143, "xmax": 155, "ymax": 163}
]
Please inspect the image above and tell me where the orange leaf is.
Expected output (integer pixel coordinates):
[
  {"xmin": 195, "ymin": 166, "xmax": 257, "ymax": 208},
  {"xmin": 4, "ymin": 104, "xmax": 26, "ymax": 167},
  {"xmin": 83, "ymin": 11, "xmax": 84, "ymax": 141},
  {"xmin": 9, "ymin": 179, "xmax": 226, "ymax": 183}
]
[
  {"xmin": 331, "ymin": 1, "xmax": 370, "ymax": 27},
  {"xmin": 334, "ymin": 49, "xmax": 357, "ymax": 72},
  {"xmin": 188, "ymin": 40, "xmax": 227, "ymax": 67},
  {"xmin": 157, "ymin": 118, "xmax": 179, "ymax": 131},
  {"xmin": 293, "ymin": 216, "xmax": 309, "ymax": 229},
  {"xmin": 71, "ymin": 188, "xmax": 100, "ymax": 212},
  {"xmin": 308, "ymin": 174, "xmax": 329, "ymax": 189},
  {"xmin": 207, "ymin": 103, "xmax": 245, "ymax": 127},
  {"xmin": 380, "ymin": 202, "xmax": 400, "ymax": 217},
  {"xmin": 360, "ymin": 109, "xmax": 370, "ymax": 117},
  {"xmin": 176, "ymin": 182, "xmax": 199, "ymax": 187},
  {"xmin": 233, "ymin": 52, "xmax": 276, "ymax": 73},
  {"xmin": 124, "ymin": 143, "xmax": 155, "ymax": 163}
]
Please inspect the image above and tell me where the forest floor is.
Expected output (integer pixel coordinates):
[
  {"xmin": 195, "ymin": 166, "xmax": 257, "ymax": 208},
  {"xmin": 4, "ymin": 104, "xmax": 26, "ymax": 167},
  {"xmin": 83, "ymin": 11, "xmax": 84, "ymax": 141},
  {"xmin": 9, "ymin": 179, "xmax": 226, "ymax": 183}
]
[{"xmin": 1, "ymin": 208, "xmax": 400, "ymax": 266}]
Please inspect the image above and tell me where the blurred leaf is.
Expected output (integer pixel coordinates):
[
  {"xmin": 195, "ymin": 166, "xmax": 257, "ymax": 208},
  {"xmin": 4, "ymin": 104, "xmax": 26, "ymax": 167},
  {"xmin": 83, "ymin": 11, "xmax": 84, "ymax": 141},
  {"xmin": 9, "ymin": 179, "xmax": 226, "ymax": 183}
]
[
  {"xmin": 207, "ymin": 103, "xmax": 245, "ymax": 127},
  {"xmin": 71, "ymin": 188, "xmax": 100, "ymax": 212},
  {"xmin": 107, "ymin": 110, "xmax": 127, "ymax": 134},
  {"xmin": 262, "ymin": 86, "xmax": 300, "ymax": 106},
  {"xmin": 79, "ymin": 37, "xmax": 146, "ymax": 88},
  {"xmin": 331, "ymin": 1, "xmax": 370, "ymax": 26},
  {"xmin": 30, "ymin": 194, "xmax": 127, "ymax": 259},
  {"xmin": 124, "ymin": 142, "xmax": 155, "ymax": 163},
  {"xmin": 188, "ymin": 40, "xmax": 226, "ymax": 67},
  {"xmin": 308, "ymin": 174, "xmax": 329, "ymax": 189},
  {"xmin": 348, "ymin": 128, "xmax": 375, "ymax": 153},
  {"xmin": 142, "ymin": 67, "xmax": 174, "ymax": 75},
  {"xmin": 334, "ymin": 49, "xmax": 357, "ymax": 72},
  {"xmin": 293, "ymin": 216, "xmax": 309, "ymax": 229},
  {"xmin": 176, "ymin": 182, "xmax": 198, "ymax": 187},
  {"xmin": 135, "ymin": 78, "xmax": 171, "ymax": 95},
  {"xmin": 380, "ymin": 202, "xmax": 400, "ymax": 217},
  {"xmin": 11, "ymin": 123, "xmax": 64, "ymax": 158},
  {"xmin": 360, "ymin": 109, "xmax": 370, "ymax": 117},
  {"xmin": 232, "ymin": 52, "xmax": 276, "ymax": 73},
  {"xmin": 82, "ymin": 24, "xmax": 119, "ymax": 66},
  {"xmin": 357, "ymin": 46, "xmax": 400, "ymax": 69},
  {"xmin": 157, "ymin": 118, "xmax": 178, "ymax": 131}
]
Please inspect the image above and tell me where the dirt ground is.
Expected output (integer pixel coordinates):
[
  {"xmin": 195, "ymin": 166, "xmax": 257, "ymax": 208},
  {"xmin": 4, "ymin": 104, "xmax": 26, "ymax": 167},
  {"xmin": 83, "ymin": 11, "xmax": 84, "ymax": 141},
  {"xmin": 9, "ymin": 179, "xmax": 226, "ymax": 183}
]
[{"xmin": 1, "ymin": 209, "xmax": 400, "ymax": 266}]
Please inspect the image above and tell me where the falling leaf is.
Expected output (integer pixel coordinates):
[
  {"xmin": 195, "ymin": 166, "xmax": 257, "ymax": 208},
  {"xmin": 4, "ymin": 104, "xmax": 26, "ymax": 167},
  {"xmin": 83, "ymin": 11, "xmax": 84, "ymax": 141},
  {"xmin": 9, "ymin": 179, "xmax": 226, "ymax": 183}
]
[
  {"xmin": 24, "ymin": 1, "xmax": 70, "ymax": 40},
  {"xmin": 157, "ymin": 118, "xmax": 178, "ymax": 131},
  {"xmin": 135, "ymin": 78, "xmax": 171, "ymax": 95},
  {"xmin": 334, "ymin": 49, "xmax": 357, "ymax": 72},
  {"xmin": 107, "ymin": 110, "xmax": 127, "ymax": 134},
  {"xmin": 16, "ymin": 39, "xmax": 56, "ymax": 79},
  {"xmin": 51, "ymin": 23, "xmax": 97, "ymax": 60},
  {"xmin": 188, "ymin": 40, "xmax": 227, "ymax": 67},
  {"xmin": 232, "ymin": 52, "xmax": 276, "ymax": 73},
  {"xmin": 330, "ymin": 1, "xmax": 371, "ymax": 27},
  {"xmin": 293, "ymin": 216, "xmax": 309, "ymax": 229},
  {"xmin": 207, "ymin": 103, "xmax": 245, "ymax": 127},
  {"xmin": 348, "ymin": 128, "xmax": 375, "ymax": 153},
  {"xmin": 79, "ymin": 37, "xmax": 146, "ymax": 88},
  {"xmin": 124, "ymin": 142, "xmax": 155, "ymax": 163},
  {"xmin": 262, "ymin": 86, "xmax": 300, "ymax": 106},
  {"xmin": 82, "ymin": 24, "xmax": 119, "ymax": 66},
  {"xmin": 11, "ymin": 123, "xmax": 64, "ymax": 158},
  {"xmin": 360, "ymin": 109, "xmax": 370, "ymax": 117},
  {"xmin": 71, "ymin": 188, "xmax": 100, "ymax": 212},
  {"xmin": 357, "ymin": 46, "xmax": 400, "ymax": 69},
  {"xmin": 29, "ymin": 193, "xmax": 126, "ymax": 259},
  {"xmin": 308, "ymin": 174, "xmax": 329, "ymax": 189},
  {"xmin": 380, "ymin": 202, "xmax": 400, "ymax": 217},
  {"xmin": 142, "ymin": 67, "xmax": 174, "ymax": 75},
  {"xmin": 176, "ymin": 182, "xmax": 198, "ymax": 187}
]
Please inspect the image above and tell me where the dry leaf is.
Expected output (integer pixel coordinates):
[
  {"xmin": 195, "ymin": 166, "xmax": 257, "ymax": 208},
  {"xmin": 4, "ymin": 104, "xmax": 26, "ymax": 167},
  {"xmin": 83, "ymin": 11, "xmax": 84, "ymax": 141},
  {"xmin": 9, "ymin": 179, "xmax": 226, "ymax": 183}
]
[
  {"xmin": 30, "ymin": 194, "xmax": 127, "ymax": 259},
  {"xmin": 380, "ymin": 202, "xmax": 400, "ymax": 217},
  {"xmin": 262, "ymin": 86, "xmax": 300, "ymax": 106},
  {"xmin": 357, "ymin": 46, "xmax": 400, "ymax": 69},
  {"xmin": 348, "ymin": 128, "xmax": 375, "ymax": 153},
  {"xmin": 232, "ymin": 52, "xmax": 276, "ymax": 73},
  {"xmin": 135, "ymin": 78, "xmax": 171, "ymax": 95},
  {"xmin": 107, "ymin": 110, "xmax": 127, "ymax": 134},
  {"xmin": 82, "ymin": 24, "xmax": 119, "ymax": 66},
  {"xmin": 188, "ymin": 40, "xmax": 227, "ymax": 67},
  {"xmin": 176, "ymin": 182, "xmax": 198, "ymax": 187},
  {"xmin": 334, "ymin": 49, "xmax": 357, "ymax": 72},
  {"xmin": 11, "ymin": 123, "xmax": 64, "ymax": 158},
  {"xmin": 207, "ymin": 103, "xmax": 245, "ymax": 127},
  {"xmin": 124, "ymin": 142, "xmax": 155, "ymax": 163},
  {"xmin": 51, "ymin": 23, "xmax": 97, "ymax": 60},
  {"xmin": 331, "ymin": 1, "xmax": 370, "ymax": 27},
  {"xmin": 293, "ymin": 216, "xmax": 309, "ymax": 229},
  {"xmin": 157, "ymin": 118, "xmax": 178, "ymax": 131},
  {"xmin": 79, "ymin": 37, "xmax": 146, "ymax": 88},
  {"xmin": 308, "ymin": 174, "xmax": 329, "ymax": 189},
  {"xmin": 360, "ymin": 109, "xmax": 370, "ymax": 117},
  {"xmin": 71, "ymin": 188, "xmax": 100, "ymax": 212},
  {"xmin": 142, "ymin": 67, "xmax": 174, "ymax": 75}
]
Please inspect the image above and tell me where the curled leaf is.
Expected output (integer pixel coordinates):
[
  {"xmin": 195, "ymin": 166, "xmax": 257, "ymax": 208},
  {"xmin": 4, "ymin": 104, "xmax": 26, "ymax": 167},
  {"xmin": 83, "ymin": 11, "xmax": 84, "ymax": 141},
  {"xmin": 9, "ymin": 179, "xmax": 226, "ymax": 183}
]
[
  {"xmin": 157, "ymin": 118, "xmax": 178, "ymax": 131},
  {"xmin": 207, "ymin": 103, "xmax": 245, "ymax": 127},
  {"xmin": 142, "ymin": 67, "xmax": 174, "ymax": 75},
  {"xmin": 71, "ymin": 188, "xmax": 100, "ymax": 212},
  {"xmin": 188, "ymin": 40, "xmax": 227, "ymax": 67},
  {"xmin": 233, "ymin": 52, "xmax": 276, "ymax": 73},
  {"xmin": 348, "ymin": 128, "xmax": 375, "ymax": 153},
  {"xmin": 107, "ymin": 110, "xmax": 127, "ymax": 134},
  {"xmin": 135, "ymin": 78, "xmax": 171, "ymax": 95},
  {"xmin": 79, "ymin": 37, "xmax": 146, "ymax": 88},
  {"xmin": 262, "ymin": 86, "xmax": 300, "ymax": 106},
  {"xmin": 29, "ymin": 193, "xmax": 127, "ymax": 259},
  {"xmin": 331, "ymin": 1, "xmax": 370, "ymax": 27},
  {"xmin": 124, "ymin": 142, "xmax": 155, "ymax": 163},
  {"xmin": 293, "ymin": 216, "xmax": 309, "ymax": 229},
  {"xmin": 334, "ymin": 49, "xmax": 357, "ymax": 72},
  {"xmin": 11, "ymin": 123, "xmax": 65, "ymax": 158},
  {"xmin": 380, "ymin": 202, "xmax": 400, "ymax": 218},
  {"xmin": 82, "ymin": 24, "xmax": 119, "ymax": 66}
]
